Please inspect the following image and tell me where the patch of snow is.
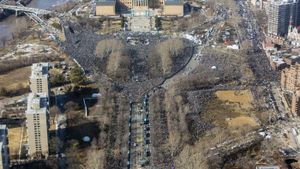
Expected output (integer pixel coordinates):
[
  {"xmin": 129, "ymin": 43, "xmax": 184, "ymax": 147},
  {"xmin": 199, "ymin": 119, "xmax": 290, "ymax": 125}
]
[
  {"xmin": 82, "ymin": 136, "xmax": 91, "ymax": 142},
  {"xmin": 227, "ymin": 44, "xmax": 239, "ymax": 50}
]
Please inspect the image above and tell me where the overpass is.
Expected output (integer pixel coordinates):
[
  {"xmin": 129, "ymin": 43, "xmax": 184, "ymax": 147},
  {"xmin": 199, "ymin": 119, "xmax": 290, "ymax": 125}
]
[
  {"xmin": 13, "ymin": 2, "xmax": 61, "ymax": 42},
  {"xmin": 0, "ymin": 1, "xmax": 63, "ymax": 43},
  {"xmin": 0, "ymin": 0, "xmax": 8, "ymax": 4},
  {"xmin": 0, "ymin": 4, "xmax": 52, "ymax": 15}
]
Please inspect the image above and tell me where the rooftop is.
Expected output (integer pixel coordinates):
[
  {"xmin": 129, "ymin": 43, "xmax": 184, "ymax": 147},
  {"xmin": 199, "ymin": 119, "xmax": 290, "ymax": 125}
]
[
  {"xmin": 271, "ymin": 55, "xmax": 286, "ymax": 65},
  {"xmin": 164, "ymin": 0, "xmax": 182, "ymax": 5},
  {"xmin": 26, "ymin": 93, "xmax": 48, "ymax": 114},
  {"xmin": 96, "ymin": 0, "xmax": 116, "ymax": 6},
  {"xmin": 30, "ymin": 62, "xmax": 49, "ymax": 79}
]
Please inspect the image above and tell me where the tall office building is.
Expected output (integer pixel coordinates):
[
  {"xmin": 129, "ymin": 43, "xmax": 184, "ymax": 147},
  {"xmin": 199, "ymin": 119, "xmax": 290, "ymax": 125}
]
[
  {"xmin": 0, "ymin": 125, "xmax": 9, "ymax": 169},
  {"xmin": 30, "ymin": 63, "xmax": 49, "ymax": 97},
  {"xmin": 267, "ymin": 0, "xmax": 300, "ymax": 37},
  {"xmin": 291, "ymin": 0, "xmax": 300, "ymax": 27},
  {"xmin": 26, "ymin": 93, "xmax": 49, "ymax": 158}
]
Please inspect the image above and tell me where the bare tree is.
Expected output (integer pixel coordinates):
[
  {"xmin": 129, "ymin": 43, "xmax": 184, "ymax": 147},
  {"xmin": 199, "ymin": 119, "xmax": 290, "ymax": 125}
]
[
  {"xmin": 0, "ymin": 36, "xmax": 7, "ymax": 48},
  {"xmin": 157, "ymin": 38, "xmax": 185, "ymax": 75},
  {"xmin": 95, "ymin": 39, "xmax": 124, "ymax": 60},
  {"xmin": 85, "ymin": 139, "xmax": 104, "ymax": 169},
  {"xmin": 106, "ymin": 50, "xmax": 130, "ymax": 81},
  {"xmin": 11, "ymin": 17, "xmax": 29, "ymax": 39}
]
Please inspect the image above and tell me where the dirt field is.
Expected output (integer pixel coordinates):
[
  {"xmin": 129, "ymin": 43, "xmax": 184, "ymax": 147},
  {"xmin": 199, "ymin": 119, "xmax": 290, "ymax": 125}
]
[
  {"xmin": 216, "ymin": 90, "xmax": 253, "ymax": 109},
  {"xmin": 0, "ymin": 66, "xmax": 30, "ymax": 90},
  {"xmin": 201, "ymin": 89, "xmax": 259, "ymax": 137},
  {"xmin": 227, "ymin": 116, "xmax": 258, "ymax": 127},
  {"xmin": 215, "ymin": 90, "xmax": 259, "ymax": 128},
  {"xmin": 8, "ymin": 126, "xmax": 23, "ymax": 157},
  {"xmin": 49, "ymin": 123, "xmax": 56, "ymax": 132}
]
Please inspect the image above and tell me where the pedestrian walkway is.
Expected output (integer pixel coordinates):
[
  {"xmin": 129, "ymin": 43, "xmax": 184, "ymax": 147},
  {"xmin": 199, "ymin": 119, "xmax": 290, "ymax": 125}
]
[{"xmin": 128, "ymin": 16, "xmax": 153, "ymax": 32}]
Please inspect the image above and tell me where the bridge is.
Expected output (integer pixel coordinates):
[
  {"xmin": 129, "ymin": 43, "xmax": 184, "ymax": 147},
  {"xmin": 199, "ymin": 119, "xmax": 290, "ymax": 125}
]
[
  {"xmin": 0, "ymin": 0, "xmax": 8, "ymax": 4},
  {"xmin": 0, "ymin": 4, "xmax": 52, "ymax": 15},
  {"xmin": 0, "ymin": 0, "xmax": 63, "ymax": 44},
  {"xmin": 13, "ymin": 2, "xmax": 61, "ymax": 42}
]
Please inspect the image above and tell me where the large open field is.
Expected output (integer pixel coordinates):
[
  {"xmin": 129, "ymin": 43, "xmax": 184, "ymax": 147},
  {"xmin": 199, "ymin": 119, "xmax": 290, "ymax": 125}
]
[
  {"xmin": 0, "ymin": 66, "xmax": 30, "ymax": 90},
  {"xmin": 203, "ymin": 90, "xmax": 259, "ymax": 134},
  {"xmin": 216, "ymin": 90, "xmax": 258, "ymax": 128},
  {"xmin": 216, "ymin": 90, "xmax": 254, "ymax": 109},
  {"xmin": 227, "ymin": 116, "xmax": 258, "ymax": 127}
]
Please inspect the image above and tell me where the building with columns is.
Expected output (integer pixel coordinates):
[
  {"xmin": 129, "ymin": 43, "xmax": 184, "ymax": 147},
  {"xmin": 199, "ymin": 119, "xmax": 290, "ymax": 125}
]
[
  {"xmin": 95, "ymin": 0, "xmax": 183, "ymax": 16},
  {"xmin": 132, "ymin": 0, "xmax": 148, "ymax": 8}
]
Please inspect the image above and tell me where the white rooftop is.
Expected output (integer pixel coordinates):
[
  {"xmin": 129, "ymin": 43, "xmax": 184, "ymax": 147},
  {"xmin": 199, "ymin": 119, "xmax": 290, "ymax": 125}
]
[
  {"xmin": 26, "ymin": 93, "xmax": 48, "ymax": 114},
  {"xmin": 271, "ymin": 55, "xmax": 286, "ymax": 65},
  {"xmin": 30, "ymin": 62, "xmax": 49, "ymax": 78}
]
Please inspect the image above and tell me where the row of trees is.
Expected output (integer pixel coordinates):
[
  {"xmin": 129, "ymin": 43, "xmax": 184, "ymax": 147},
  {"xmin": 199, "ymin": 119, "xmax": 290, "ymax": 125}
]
[
  {"xmin": 0, "ymin": 17, "xmax": 30, "ymax": 48},
  {"xmin": 0, "ymin": 56, "xmax": 60, "ymax": 75},
  {"xmin": 0, "ymin": 85, "xmax": 29, "ymax": 97},
  {"xmin": 95, "ymin": 40, "xmax": 131, "ymax": 81},
  {"xmin": 149, "ymin": 38, "xmax": 187, "ymax": 77}
]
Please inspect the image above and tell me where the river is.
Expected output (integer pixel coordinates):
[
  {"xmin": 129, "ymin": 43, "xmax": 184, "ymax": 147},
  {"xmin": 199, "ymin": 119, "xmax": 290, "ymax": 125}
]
[{"xmin": 0, "ymin": 0, "xmax": 69, "ymax": 45}]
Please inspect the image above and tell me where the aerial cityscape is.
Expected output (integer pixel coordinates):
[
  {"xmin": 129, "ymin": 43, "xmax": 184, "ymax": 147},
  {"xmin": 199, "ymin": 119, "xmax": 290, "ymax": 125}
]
[{"xmin": 0, "ymin": 0, "xmax": 300, "ymax": 168}]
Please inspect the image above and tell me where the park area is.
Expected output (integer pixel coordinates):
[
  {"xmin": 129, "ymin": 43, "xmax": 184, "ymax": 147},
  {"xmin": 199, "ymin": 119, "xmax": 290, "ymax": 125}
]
[
  {"xmin": 202, "ymin": 89, "xmax": 259, "ymax": 137},
  {"xmin": 215, "ymin": 90, "xmax": 259, "ymax": 129},
  {"xmin": 0, "ymin": 66, "xmax": 30, "ymax": 90}
]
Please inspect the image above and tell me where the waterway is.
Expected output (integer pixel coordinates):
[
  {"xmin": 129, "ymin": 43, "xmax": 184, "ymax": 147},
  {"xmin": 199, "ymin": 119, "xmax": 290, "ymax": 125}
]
[{"xmin": 0, "ymin": 0, "xmax": 69, "ymax": 45}]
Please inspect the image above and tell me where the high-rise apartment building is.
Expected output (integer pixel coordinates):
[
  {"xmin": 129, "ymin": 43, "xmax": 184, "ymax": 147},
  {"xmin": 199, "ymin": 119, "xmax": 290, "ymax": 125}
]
[
  {"xmin": 30, "ymin": 63, "xmax": 49, "ymax": 97},
  {"xmin": 291, "ymin": 0, "xmax": 300, "ymax": 26},
  {"xmin": 26, "ymin": 93, "xmax": 49, "ymax": 158},
  {"xmin": 0, "ymin": 125, "xmax": 9, "ymax": 169},
  {"xmin": 267, "ymin": 0, "xmax": 300, "ymax": 36},
  {"xmin": 267, "ymin": 0, "xmax": 293, "ymax": 36}
]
